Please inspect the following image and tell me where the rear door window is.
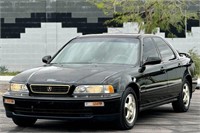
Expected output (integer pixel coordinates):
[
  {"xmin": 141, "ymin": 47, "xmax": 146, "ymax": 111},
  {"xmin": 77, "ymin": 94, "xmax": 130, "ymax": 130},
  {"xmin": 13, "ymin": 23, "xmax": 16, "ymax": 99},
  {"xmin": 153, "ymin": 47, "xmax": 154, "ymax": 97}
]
[{"xmin": 153, "ymin": 37, "xmax": 176, "ymax": 61}]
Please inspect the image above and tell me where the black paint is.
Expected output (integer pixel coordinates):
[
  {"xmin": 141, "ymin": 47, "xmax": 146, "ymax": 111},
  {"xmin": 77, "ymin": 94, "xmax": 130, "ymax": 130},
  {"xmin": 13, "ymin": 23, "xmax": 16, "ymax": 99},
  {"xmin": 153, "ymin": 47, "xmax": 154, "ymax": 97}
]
[
  {"xmin": 0, "ymin": 12, "xmax": 199, "ymax": 38},
  {"xmin": 0, "ymin": 13, "xmax": 112, "ymax": 38}
]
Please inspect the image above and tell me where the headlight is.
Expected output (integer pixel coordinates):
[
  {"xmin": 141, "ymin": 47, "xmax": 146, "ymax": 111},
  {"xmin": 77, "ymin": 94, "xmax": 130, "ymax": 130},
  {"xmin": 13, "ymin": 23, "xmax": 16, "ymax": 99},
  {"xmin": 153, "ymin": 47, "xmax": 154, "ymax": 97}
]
[
  {"xmin": 10, "ymin": 83, "xmax": 28, "ymax": 91},
  {"xmin": 74, "ymin": 85, "xmax": 114, "ymax": 94}
]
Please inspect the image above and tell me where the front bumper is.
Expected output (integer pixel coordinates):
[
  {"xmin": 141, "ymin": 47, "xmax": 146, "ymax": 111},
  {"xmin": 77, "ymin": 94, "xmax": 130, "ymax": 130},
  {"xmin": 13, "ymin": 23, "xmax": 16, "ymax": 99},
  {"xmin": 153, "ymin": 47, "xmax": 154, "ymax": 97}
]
[{"xmin": 3, "ymin": 93, "xmax": 121, "ymax": 120}]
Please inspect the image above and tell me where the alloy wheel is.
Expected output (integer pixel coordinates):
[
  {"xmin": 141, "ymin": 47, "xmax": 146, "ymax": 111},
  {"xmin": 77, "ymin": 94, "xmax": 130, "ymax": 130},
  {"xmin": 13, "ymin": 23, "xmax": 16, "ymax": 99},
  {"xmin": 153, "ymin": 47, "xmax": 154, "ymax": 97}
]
[
  {"xmin": 124, "ymin": 94, "xmax": 136, "ymax": 124},
  {"xmin": 183, "ymin": 83, "xmax": 190, "ymax": 108}
]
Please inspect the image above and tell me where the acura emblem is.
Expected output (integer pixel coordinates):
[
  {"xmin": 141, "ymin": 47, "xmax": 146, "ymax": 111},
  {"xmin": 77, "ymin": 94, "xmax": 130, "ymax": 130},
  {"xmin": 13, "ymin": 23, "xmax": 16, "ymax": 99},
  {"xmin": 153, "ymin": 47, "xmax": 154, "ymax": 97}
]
[{"xmin": 47, "ymin": 86, "xmax": 52, "ymax": 92}]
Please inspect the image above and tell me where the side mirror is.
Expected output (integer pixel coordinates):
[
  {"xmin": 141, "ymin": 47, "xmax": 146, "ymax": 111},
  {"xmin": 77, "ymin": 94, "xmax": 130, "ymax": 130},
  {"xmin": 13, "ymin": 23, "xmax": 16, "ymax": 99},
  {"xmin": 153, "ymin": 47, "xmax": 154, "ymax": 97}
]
[
  {"xmin": 139, "ymin": 57, "xmax": 161, "ymax": 73},
  {"xmin": 143, "ymin": 57, "xmax": 161, "ymax": 66},
  {"xmin": 42, "ymin": 55, "xmax": 51, "ymax": 64}
]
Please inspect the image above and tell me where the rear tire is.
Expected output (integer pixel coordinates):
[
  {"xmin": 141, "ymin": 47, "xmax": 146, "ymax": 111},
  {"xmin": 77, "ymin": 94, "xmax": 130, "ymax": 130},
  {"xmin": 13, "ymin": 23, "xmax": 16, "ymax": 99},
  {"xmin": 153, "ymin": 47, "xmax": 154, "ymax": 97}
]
[
  {"xmin": 12, "ymin": 117, "xmax": 37, "ymax": 127},
  {"xmin": 172, "ymin": 80, "xmax": 191, "ymax": 112},
  {"xmin": 118, "ymin": 87, "xmax": 138, "ymax": 130}
]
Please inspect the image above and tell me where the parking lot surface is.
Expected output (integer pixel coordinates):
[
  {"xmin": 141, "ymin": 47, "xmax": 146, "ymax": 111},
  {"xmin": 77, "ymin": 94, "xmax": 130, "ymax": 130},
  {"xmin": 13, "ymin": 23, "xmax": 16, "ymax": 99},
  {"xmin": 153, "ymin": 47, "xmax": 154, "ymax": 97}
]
[{"xmin": 0, "ymin": 82, "xmax": 200, "ymax": 133}]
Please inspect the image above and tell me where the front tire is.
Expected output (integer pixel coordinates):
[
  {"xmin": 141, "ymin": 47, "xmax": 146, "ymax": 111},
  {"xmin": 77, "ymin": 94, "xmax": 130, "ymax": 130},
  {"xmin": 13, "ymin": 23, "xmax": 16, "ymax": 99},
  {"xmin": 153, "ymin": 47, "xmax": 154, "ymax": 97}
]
[
  {"xmin": 172, "ymin": 80, "xmax": 191, "ymax": 112},
  {"xmin": 118, "ymin": 87, "xmax": 138, "ymax": 130},
  {"xmin": 12, "ymin": 117, "xmax": 37, "ymax": 127}
]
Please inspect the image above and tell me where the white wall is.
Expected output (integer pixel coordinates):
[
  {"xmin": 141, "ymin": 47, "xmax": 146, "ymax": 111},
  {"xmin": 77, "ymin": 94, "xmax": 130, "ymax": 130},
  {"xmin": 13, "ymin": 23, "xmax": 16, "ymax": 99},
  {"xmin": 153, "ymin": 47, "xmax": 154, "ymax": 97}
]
[
  {"xmin": 164, "ymin": 27, "xmax": 200, "ymax": 53},
  {"xmin": 0, "ymin": 22, "xmax": 200, "ymax": 71},
  {"xmin": 0, "ymin": 23, "xmax": 82, "ymax": 71},
  {"xmin": 108, "ymin": 22, "xmax": 200, "ymax": 53}
]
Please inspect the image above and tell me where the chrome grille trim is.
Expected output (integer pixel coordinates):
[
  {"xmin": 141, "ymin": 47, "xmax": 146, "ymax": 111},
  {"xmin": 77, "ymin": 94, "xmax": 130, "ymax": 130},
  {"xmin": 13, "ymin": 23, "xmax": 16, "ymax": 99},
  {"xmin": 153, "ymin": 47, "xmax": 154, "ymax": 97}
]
[{"xmin": 30, "ymin": 84, "xmax": 70, "ymax": 94}]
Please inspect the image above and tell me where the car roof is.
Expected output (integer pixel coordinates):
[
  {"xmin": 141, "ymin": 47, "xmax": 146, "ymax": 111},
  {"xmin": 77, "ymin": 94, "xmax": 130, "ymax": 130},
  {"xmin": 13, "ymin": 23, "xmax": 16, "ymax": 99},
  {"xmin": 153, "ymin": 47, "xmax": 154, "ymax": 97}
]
[{"xmin": 77, "ymin": 34, "xmax": 160, "ymax": 39}]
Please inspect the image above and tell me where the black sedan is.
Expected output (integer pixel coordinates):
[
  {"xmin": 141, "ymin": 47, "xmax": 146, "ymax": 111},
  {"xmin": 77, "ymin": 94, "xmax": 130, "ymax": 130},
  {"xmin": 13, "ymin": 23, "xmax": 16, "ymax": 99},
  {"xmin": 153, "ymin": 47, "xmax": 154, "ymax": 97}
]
[{"xmin": 3, "ymin": 34, "xmax": 196, "ymax": 130}]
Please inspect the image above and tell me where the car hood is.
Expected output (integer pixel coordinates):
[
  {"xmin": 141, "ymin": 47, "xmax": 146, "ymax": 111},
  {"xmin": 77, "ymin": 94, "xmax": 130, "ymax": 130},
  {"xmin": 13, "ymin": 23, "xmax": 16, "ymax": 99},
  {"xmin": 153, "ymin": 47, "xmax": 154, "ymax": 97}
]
[{"xmin": 11, "ymin": 64, "xmax": 132, "ymax": 84}]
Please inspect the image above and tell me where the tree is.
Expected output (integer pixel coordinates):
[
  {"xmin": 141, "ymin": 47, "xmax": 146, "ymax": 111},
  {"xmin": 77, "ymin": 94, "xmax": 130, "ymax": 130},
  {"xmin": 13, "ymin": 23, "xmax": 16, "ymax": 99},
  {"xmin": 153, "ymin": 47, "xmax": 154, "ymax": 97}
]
[
  {"xmin": 0, "ymin": 66, "xmax": 8, "ymax": 73},
  {"xmin": 89, "ymin": 0, "xmax": 197, "ymax": 35},
  {"xmin": 188, "ymin": 49, "xmax": 200, "ymax": 76}
]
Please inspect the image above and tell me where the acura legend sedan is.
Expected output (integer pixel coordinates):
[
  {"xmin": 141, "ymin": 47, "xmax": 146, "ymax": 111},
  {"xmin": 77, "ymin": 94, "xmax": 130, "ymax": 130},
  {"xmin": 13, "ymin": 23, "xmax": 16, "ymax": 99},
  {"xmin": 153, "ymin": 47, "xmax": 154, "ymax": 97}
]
[{"xmin": 3, "ymin": 34, "xmax": 196, "ymax": 129}]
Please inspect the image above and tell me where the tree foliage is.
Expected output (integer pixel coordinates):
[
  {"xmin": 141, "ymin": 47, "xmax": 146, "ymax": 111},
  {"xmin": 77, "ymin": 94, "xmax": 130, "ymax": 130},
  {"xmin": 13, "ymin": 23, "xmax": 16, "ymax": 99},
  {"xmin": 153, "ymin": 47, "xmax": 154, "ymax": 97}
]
[
  {"xmin": 0, "ymin": 66, "xmax": 8, "ymax": 73},
  {"xmin": 188, "ymin": 49, "xmax": 200, "ymax": 76},
  {"xmin": 89, "ymin": 0, "xmax": 197, "ymax": 34}
]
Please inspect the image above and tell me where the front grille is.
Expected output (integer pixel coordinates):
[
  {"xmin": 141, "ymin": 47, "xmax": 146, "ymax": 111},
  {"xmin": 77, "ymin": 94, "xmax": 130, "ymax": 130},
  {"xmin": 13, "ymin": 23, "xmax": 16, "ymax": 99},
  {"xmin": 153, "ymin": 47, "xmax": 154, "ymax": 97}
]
[
  {"xmin": 14, "ymin": 107, "xmax": 92, "ymax": 117},
  {"xmin": 12, "ymin": 100, "xmax": 93, "ymax": 117},
  {"xmin": 30, "ymin": 84, "xmax": 70, "ymax": 94}
]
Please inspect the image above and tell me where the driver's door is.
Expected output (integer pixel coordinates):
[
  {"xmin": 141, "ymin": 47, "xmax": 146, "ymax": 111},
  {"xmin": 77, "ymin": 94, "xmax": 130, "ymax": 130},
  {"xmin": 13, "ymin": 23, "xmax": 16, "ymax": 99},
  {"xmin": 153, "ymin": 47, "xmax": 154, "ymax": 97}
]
[{"xmin": 139, "ymin": 37, "xmax": 168, "ymax": 107}]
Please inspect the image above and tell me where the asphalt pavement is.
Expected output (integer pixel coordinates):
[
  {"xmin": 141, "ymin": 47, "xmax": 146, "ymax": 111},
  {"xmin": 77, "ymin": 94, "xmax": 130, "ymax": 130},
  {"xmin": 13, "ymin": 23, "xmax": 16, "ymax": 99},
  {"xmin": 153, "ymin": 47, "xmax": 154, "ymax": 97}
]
[{"xmin": 0, "ymin": 81, "xmax": 200, "ymax": 133}]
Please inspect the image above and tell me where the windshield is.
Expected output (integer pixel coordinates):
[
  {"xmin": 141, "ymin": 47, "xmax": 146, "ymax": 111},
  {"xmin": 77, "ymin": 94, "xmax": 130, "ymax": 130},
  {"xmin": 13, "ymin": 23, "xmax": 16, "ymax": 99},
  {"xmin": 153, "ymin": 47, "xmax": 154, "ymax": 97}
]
[{"xmin": 51, "ymin": 37, "xmax": 140, "ymax": 65}]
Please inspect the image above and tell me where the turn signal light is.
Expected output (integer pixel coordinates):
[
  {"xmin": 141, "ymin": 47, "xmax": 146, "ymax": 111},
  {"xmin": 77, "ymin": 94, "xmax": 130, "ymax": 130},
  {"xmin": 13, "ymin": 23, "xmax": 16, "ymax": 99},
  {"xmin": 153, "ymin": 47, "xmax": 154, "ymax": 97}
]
[
  {"xmin": 85, "ymin": 101, "xmax": 104, "ymax": 107},
  {"xmin": 4, "ymin": 98, "xmax": 15, "ymax": 104}
]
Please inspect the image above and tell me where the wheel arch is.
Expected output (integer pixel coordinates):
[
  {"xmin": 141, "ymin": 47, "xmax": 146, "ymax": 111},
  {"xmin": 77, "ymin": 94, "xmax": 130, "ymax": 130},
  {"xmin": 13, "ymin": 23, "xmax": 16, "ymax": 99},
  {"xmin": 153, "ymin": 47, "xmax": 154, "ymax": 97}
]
[
  {"xmin": 126, "ymin": 83, "xmax": 141, "ymax": 107},
  {"xmin": 184, "ymin": 74, "xmax": 192, "ymax": 98}
]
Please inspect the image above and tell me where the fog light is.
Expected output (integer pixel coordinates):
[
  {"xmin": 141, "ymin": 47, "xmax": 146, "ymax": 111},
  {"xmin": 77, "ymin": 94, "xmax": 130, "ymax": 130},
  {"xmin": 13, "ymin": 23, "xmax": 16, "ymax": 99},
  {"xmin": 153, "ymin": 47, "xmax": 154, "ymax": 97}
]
[
  {"xmin": 4, "ymin": 99, "xmax": 15, "ymax": 104},
  {"xmin": 85, "ymin": 101, "xmax": 104, "ymax": 107}
]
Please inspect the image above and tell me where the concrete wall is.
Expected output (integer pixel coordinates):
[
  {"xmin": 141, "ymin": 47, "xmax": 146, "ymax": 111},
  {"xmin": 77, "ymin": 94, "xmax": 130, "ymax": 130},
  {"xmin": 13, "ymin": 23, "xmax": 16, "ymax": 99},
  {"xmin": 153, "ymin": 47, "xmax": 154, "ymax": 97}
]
[
  {"xmin": 108, "ymin": 23, "xmax": 200, "ymax": 54},
  {"xmin": 0, "ymin": 0, "xmax": 112, "ymax": 71},
  {"xmin": 0, "ymin": 23, "xmax": 82, "ymax": 71},
  {"xmin": 1, "ymin": 22, "xmax": 200, "ymax": 71},
  {"xmin": 0, "ymin": 0, "xmax": 200, "ymax": 71}
]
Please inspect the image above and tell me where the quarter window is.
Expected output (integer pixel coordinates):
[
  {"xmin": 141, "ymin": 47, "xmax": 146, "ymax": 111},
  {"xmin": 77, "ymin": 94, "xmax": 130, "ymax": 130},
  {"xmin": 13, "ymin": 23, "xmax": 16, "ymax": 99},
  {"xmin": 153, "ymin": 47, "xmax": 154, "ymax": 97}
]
[{"xmin": 153, "ymin": 37, "xmax": 175, "ymax": 61}]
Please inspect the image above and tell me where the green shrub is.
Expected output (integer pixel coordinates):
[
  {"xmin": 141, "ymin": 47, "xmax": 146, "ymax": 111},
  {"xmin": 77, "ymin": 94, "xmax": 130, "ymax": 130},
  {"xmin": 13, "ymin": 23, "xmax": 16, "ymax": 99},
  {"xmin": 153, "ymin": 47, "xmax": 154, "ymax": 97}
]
[
  {"xmin": 188, "ymin": 49, "xmax": 200, "ymax": 77},
  {"xmin": 0, "ymin": 66, "xmax": 8, "ymax": 73},
  {"xmin": 0, "ymin": 66, "xmax": 20, "ymax": 76}
]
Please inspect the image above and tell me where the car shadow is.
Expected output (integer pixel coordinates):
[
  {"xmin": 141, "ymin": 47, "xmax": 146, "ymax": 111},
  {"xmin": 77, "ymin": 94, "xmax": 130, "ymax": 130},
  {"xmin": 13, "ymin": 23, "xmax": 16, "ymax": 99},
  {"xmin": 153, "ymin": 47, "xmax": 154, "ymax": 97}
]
[
  {"xmin": 9, "ymin": 119, "xmax": 119, "ymax": 132},
  {"xmin": 9, "ymin": 105, "xmax": 175, "ymax": 132},
  {"xmin": 138, "ymin": 105, "xmax": 174, "ymax": 118}
]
